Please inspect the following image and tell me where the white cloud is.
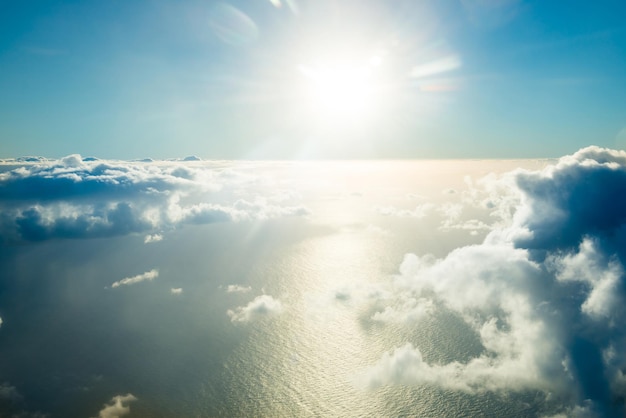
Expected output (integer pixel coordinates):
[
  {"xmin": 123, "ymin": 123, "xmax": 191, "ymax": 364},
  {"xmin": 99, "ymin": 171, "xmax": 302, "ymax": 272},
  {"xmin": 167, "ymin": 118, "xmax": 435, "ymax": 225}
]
[
  {"xmin": 548, "ymin": 238, "xmax": 624, "ymax": 319},
  {"xmin": 0, "ymin": 156, "xmax": 310, "ymax": 242},
  {"xmin": 357, "ymin": 341, "xmax": 551, "ymax": 393},
  {"xmin": 170, "ymin": 288, "xmax": 183, "ymax": 295},
  {"xmin": 226, "ymin": 284, "xmax": 252, "ymax": 293},
  {"xmin": 227, "ymin": 295, "xmax": 283, "ymax": 323},
  {"xmin": 359, "ymin": 147, "xmax": 626, "ymax": 416},
  {"xmin": 360, "ymin": 243, "xmax": 562, "ymax": 394},
  {"xmin": 375, "ymin": 181, "xmax": 514, "ymax": 234},
  {"xmin": 542, "ymin": 400, "xmax": 599, "ymax": 418},
  {"xmin": 441, "ymin": 218, "xmax": 491, "ymax": 232},
  {"xmin": 94, "ymin": 394, "xmax": 137, "ymax": 418},
  {"xmin": 371, "ymin": 298, "xmax": 434, "ymax": 323},
  {"xmin": 144, "ymin": 233, "xmax": 163, "ymax": 243},
  {"xmin": 111, "ymin": 269, "xmax": 159, "ymax": 288}
]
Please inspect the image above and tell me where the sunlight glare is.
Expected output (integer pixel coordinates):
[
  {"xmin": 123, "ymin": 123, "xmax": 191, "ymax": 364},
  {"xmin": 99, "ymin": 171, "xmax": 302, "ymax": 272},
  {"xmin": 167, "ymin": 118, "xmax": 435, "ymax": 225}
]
[{"xmin": 298, "ymin": 57, "xmax": 381, "ymax": 119}]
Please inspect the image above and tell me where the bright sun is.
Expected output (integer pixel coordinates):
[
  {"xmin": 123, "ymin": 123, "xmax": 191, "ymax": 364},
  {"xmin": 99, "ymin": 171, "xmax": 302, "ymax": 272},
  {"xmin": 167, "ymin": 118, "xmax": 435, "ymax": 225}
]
[{"xmin": 298, "ymin": 55, "xmax": 382, "ymax": 120}]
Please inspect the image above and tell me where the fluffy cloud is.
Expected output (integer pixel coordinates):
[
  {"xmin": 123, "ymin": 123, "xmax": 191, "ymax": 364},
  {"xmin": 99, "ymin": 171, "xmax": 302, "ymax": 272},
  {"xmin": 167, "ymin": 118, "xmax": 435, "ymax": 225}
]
[
  {"xmin": 359, "ymin": 341, "xmax": 553, "ymax": 393},
  {"xmin": 0, "ymin": 155, "xmax": 310, "ymax": 242},
  {"xmin": 363, "ymin": 244, "xmax": 561, "ymax": 392},
  {"xmin": 362, "ymin": 147, "xmax": 626, "ymax": 416},
  {"xmin": 227, "ymin": 295, "xmax": 283, "ymax": 323},
  {"xmin": 111, "ymin": 269, "xmax": 158, "ymax": 288},
  {"xmin": 170, "ymin": 287, "xmax": 183, "ymax": 295},
  {"xmin": 93, "ymin": 394, "xmax": 137, "ymax": 418}
]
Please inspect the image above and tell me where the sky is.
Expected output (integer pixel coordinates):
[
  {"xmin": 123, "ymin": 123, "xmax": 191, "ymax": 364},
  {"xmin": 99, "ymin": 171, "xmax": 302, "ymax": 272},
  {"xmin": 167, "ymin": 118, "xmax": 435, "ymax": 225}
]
[
  {"xmin": 3, "ymin": 2, "xmax": 626, "ymax": 416},
  {"xmin": 1, "ymin": 0, "xmax": 625, "ymax": 159}
]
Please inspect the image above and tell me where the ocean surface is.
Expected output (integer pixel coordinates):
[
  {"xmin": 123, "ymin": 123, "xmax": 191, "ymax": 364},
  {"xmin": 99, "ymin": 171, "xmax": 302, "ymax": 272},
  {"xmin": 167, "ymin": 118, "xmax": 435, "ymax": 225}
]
[{"xmin": 0, "ymin": 159, "xmax": 581, "ymax": 417}]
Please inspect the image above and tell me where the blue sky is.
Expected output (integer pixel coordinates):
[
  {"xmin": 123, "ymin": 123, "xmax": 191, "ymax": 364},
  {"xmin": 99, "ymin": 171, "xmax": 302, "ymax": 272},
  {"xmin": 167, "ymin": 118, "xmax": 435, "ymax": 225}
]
[{"xmin": 1, "ymin": 0, "xmax": 625, "ymax": 159}]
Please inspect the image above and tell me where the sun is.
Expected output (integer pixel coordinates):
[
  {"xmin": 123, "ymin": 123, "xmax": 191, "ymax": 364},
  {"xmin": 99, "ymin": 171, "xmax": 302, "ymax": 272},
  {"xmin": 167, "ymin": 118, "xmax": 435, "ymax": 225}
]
[{"xmin": 297, "ymin": 55, "xmax": 382, "ymax": 120}]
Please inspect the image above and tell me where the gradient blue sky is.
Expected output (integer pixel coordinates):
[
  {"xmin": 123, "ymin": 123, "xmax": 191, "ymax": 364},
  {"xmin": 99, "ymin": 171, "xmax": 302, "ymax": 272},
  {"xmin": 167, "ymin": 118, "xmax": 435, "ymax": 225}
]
[{"xmin": 1, "ymin": 0, "xmax": 625, "ymax": 159}]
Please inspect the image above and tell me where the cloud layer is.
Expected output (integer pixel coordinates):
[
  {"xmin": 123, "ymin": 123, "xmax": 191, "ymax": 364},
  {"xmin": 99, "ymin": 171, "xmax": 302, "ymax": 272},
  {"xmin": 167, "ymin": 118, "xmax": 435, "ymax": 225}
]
[
  {"xmin": 0, "ymin": 155, "xmax": 309, "ymax": 242},
  {"xmin": 362, "ymin": 146, "xmax": 626, "ymax": 416}
]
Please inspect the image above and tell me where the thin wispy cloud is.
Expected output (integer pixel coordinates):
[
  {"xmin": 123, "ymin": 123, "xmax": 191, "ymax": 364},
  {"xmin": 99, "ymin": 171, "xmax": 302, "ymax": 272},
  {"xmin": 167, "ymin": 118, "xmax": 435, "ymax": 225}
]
[
  {"xmin": 226, "ymin": 284, "xmax": 252, "ymax": 293},
  {"xmin": 111, "ymin": 269, "xmax": 159, "ymax": 288}
]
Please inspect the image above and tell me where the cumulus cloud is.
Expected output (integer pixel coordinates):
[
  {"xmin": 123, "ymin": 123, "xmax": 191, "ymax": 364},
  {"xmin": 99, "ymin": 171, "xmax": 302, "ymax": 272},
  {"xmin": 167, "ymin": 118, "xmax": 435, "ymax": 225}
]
[
  {"xmin": 111, "ymin": 269, "xmax": 158, "ymax": 288},
  {"xmin": 0, "ymin": 156, "xmax": 310, "ymax": 242},
  {"xmin": 227, "ymin": 295, "xmax": 283, "ymax": 323},
  {"xmin": 500, "ymin": 147, "xmax": 626, "ymax": 255},
  {"xmin": 226, "ymin": 284, "xmax": 252, "ymax": 293},
  {"xmin": 93, "ymin": 394, "xmax": 137, "ymax": 418},
  {"xmin": 170, "ymin": 287, "xmax": 183, "ymax": 295},
  {"xmin": 358, "ymin": 341, "xmax": 552, "ymax": 393},
  {"xmin": 361, "ymin": 147, "xmax": 626, "ymax": 416}
]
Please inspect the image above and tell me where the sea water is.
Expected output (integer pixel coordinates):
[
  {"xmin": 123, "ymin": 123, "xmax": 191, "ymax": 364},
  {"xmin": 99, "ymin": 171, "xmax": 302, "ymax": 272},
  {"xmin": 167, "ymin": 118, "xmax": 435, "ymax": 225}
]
[{"xmin": 0, "ymin": 160, "xmax": 562, "ymax": 417}]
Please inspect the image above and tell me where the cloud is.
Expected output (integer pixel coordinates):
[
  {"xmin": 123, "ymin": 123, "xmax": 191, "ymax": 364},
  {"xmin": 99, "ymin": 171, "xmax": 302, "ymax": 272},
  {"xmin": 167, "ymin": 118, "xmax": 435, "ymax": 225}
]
[
  {"xmin": 374, "ymin": 174, "xmax": 522, "ymax": 235},
  {"xmin": 501, "ymin": 146, "xmax": 626, "ymax": 256},
  {"xmin": 360, "ymin": 147, "xmax": 626, "ymax": 416},
  {"xmin": 375, "ymin": 200, "xmax": 494, "ymax": 234},
  {"xmin": 227, "ymin": 295, "xmax": 283, "ymax": 323},
  {"xmin": 170, "ymin": 287, "xmax": 183, "ymax": 295},
  {"xmin": 548, "ymin": 237, "xmax": 623, "ymax": 319},
  {"xmin": 93, "ymin": 394, "xmax": 137, "ymax": 418},
  {"xmin": 358, "ymin": 341, "xmax": 551, "ymax": 393},
  {"xmin": 371, "ymin": 298, "xmax": 434, "ymax": 323},
  {"xmin": 226, "ymin": 284, "xmax": 252, "ymax": 293},
  {"xmin": 144, "ymin": 233, "xmax": 163, "ymax": 243},
  {"xmin": 111, "ymin": 269, "xmax": 159, "ymax": 288},
  {"xmin": 0, "ymin": 156, "xmax": 310, "ymax": 242}
]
